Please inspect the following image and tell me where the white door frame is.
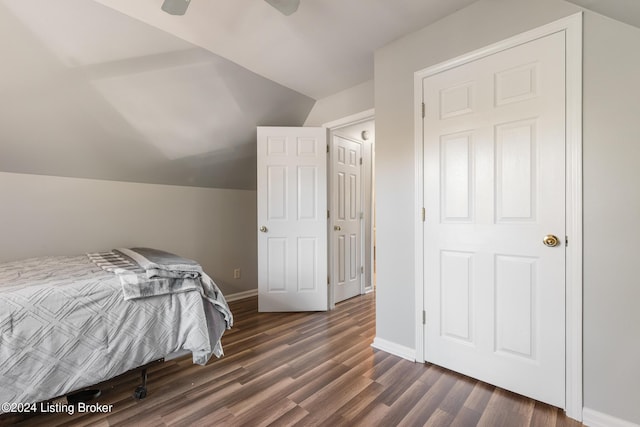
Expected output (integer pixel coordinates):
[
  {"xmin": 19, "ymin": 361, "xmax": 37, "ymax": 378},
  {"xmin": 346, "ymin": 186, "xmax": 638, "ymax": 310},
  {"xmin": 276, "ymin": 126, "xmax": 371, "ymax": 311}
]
[
  {"xmin": 413, "ymin": 13, "xmax": 583, "ymax": 421},
  {"xmin": 324, "ymin": 109, "xmax": 375, "ymax": 309}
]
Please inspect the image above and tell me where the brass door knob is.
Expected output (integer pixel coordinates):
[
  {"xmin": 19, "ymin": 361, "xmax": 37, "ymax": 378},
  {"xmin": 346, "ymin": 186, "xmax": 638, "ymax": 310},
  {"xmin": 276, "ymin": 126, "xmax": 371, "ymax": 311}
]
[
  {"xmin": 334, "ymin": 225, "xmax": 341, "ymax": 231},
  {"xmin": 259, "ymin": 226, "xmax": 268, "ymax": 233},
  {"xmin": 543, "ymin": 234, "xmax": 560, "ymax": 247}
]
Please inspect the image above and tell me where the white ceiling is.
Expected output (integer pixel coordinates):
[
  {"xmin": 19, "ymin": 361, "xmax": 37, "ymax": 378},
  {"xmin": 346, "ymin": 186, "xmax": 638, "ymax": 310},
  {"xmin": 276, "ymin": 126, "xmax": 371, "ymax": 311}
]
[
  {"xmin": 0, "ymin": 0, "xmax": 315, "ymax": 189},
  {"xmin": 0, "ymin": 0, "xmax": 481, "ymax": 190},
  {"xmin": 92, "ymin": 0, "xmax": 480, "ymax": 99},
  {"xmin": 3, "ymin": 0, "xmax": 638, "ymax": 190}
]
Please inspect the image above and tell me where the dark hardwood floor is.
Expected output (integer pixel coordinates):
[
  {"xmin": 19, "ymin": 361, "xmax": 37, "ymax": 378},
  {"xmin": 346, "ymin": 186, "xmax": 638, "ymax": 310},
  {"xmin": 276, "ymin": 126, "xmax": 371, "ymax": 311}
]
[{"xmin": 2, "ymin": 293, "xmax": 582, "ymax": 426}]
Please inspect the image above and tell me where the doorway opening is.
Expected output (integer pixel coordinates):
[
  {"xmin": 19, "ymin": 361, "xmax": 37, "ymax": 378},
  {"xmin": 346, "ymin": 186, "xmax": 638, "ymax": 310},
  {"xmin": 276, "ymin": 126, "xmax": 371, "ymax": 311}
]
[{"xmin": 324, "ymin": 109, "xmax": 375, "ymax": 309}]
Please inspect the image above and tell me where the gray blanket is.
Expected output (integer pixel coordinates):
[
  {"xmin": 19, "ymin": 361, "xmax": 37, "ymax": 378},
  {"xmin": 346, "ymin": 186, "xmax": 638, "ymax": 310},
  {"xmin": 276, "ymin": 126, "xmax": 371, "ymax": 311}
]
[
  {"xmin": 0, "ymin": 253, "xmax": 232, "ymax": 409},
  {"xmin": 89, "ymin": 248, "xmax": 232, "ymax": 328}
]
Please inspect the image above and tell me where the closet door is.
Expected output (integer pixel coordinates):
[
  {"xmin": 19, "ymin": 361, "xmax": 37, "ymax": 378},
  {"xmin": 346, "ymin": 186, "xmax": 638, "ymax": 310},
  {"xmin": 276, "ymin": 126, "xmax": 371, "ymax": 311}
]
[{"xmin": 422, "ymin": 32, "xmax": 566, "ymax": 407}]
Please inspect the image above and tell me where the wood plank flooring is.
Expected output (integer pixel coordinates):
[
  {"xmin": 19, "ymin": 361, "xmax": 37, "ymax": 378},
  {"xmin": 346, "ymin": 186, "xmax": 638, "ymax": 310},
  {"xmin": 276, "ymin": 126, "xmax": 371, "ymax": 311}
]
[{"xmin": 1, "ymin": 293, "xmax": 583, "ymax": 426}]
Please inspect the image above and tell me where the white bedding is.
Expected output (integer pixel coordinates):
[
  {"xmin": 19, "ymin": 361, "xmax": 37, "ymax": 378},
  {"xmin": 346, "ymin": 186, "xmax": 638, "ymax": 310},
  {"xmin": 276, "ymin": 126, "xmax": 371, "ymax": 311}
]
[{"xmin": 0, "ymin": 254, "xmax": 231, "ymax": 408}]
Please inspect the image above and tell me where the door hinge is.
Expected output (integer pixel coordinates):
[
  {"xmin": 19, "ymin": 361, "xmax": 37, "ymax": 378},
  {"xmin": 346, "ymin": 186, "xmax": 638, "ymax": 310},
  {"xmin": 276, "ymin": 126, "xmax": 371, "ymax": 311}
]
[
  {"xmin": 328, "ymin": 210, "xmax": 330, "ymax": 219},
  {"xmin": 360, "ymin": 266, "xmax": 364, "ymax": 274},
  {"xmin": 565, "ymin": 235, "xmax": 569, "ymax": 247},
  {"xmin": 328, "ymin": 276, "xmax": 330, "ymax": 285},
  {"xmin": 421, "ymin": 207, "xmax": 426, "ymax": 222},
  {"xmin": 359, "ymin": 157, "xmax": 363, "ymax": 165},
  {"xmin": 422, "ymin": 310, "xmax": 426, "ymax": 325},
  {"xmin": 327, "ymin": 144, "xmax": 329, "ymax": 153},
  {"xmin": 422, "ymin": 102, "xmax": 425, "ymax": 118}
]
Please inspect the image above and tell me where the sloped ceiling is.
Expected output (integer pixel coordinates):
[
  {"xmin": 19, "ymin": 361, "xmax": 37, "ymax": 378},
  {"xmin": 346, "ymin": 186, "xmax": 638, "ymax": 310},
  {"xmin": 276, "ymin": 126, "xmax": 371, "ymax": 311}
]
[
  {"xmin": 0, "ymin": 0, "xmax": 479, "ymax": 190},
  {"xmin": 0, "ymin": 0, "xmax": 315, "ymax": 189},
  {"xmin": 93, "ymin": 0, "xmax": 480, "ymax": 100},
  {"xmin": 565, "ymin": 0, "xmax": 640, "ymax": 29}
]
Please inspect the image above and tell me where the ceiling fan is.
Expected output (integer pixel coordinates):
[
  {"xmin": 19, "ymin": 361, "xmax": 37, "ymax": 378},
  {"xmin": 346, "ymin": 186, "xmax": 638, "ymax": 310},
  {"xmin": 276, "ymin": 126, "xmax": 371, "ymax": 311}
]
[
  {"xmin": 264, "ymin": 0, "xmax": 300, "ymax": 16},
  {"xmin": 161, "ymin": 0, "xmax": 300, "ymax": 16}
]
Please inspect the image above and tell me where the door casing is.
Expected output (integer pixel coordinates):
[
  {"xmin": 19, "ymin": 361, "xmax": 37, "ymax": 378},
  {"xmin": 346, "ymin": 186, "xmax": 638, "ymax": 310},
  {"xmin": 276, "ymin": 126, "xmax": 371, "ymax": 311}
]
[{"xmin": 413, "ymin": 13, "xmax": 583, "ymax": 421}]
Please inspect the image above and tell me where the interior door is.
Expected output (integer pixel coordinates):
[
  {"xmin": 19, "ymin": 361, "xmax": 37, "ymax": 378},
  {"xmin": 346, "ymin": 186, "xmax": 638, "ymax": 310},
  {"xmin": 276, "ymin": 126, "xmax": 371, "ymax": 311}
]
[
  {"xmin": 331, "ymin": 134, "xmax": 362, "ymax": 303},
  {"xmin": 257, "ymin": 126, "xmax": 328, "ymax": 312},
  {"xmin": 422, "ymin": 32, "xmax": 566, "ymax": 407}
]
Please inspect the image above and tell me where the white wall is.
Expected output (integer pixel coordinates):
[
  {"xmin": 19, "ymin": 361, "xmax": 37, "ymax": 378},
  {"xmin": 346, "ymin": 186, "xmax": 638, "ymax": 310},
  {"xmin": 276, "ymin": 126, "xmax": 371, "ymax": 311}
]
[
  {"xmin": 582, "ymin": 11, "xmax": 640, "ymax": 425},
  {"xmin": 0, "ymin": 172, "xmax": 257, "ymax": 297},
  {"xmin": 304, "ymin": 79, "xmax": 374, "ymax": 126},
  {"xmin": 374, "ymin": 0, "xmax": 640, "ymax": 424}
]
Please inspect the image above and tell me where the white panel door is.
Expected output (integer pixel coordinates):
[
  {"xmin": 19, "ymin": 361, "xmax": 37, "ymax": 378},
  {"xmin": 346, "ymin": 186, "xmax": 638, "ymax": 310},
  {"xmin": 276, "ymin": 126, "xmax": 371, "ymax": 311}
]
[
  {"xmin": 331, "ymin": 135, "xmax": 362, "ymax": 303},
  {"xmin": 257, "ymin": 127, "xmax": 327, "ymax": 312},
  {"xmin": 422, "ymin": 32, "xmax": 566, "ymax": 407}
]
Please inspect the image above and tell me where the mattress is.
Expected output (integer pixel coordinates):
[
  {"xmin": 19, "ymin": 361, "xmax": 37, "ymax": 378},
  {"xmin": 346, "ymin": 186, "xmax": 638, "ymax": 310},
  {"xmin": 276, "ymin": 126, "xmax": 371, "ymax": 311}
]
[{"xmin": 0, "ymin": 254, "xmax": 230, "ymax": 407}]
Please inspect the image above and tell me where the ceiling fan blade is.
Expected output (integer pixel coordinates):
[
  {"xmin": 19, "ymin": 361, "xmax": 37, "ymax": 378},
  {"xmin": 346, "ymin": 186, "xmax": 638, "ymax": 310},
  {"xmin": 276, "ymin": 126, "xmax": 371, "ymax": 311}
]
[
  {"xmin": 265, "ymin": 0, "xmax": 300, "ymax": 16},
  {"xmin": 161, "ymin": 0, "xmax": 191, "ymax": 16}
]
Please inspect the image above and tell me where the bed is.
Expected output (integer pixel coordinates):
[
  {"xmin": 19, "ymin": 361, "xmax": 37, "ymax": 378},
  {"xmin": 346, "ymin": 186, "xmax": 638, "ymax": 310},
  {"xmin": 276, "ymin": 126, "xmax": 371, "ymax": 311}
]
[{"xmin": 0, "ymin": 248, "xmax": 233, "ymax": 410}]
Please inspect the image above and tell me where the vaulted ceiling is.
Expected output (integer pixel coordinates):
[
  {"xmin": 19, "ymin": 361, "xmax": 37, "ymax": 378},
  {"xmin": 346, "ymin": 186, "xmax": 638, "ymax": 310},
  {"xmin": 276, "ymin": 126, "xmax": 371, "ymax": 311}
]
[
  {"xmin": 0, "ymin": 0, "xmax": 481, "ymax": 189},
  {"xmin": 1, "ymin": 0, "xmax": 637, "ymax": 190},
  {"xmin": 93, "ymin": 0, "xmax": 480, "ymax": 100}
]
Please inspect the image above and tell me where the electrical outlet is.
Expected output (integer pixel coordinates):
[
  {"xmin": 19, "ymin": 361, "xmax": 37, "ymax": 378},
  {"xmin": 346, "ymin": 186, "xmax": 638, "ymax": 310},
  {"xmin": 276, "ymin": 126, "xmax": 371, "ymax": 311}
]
[{"xmin": 233, "ymin": 268, "xmax": 241, "ymax": 279}]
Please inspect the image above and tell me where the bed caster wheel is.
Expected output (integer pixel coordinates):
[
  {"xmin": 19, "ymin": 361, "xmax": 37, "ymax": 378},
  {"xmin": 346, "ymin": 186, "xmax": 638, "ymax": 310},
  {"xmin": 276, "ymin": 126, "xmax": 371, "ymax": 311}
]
[{"xmin": 133, "ymin": 386, "xmax": 147, "ymax": 400}]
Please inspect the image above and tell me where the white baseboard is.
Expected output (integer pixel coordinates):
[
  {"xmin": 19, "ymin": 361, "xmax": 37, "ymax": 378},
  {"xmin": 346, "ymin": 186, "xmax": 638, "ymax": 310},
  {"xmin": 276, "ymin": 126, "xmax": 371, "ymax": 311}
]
[
  {"xmin": 583, "ymin": 407, "xmax": 640, "ymax": 427},
  {"xmin": 225, "ymin": 289, "xmax": 258, "ymax": 302},
  {"xmin": 371, "ymin": 337, "xmax": 416, "ymax": 362}
]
